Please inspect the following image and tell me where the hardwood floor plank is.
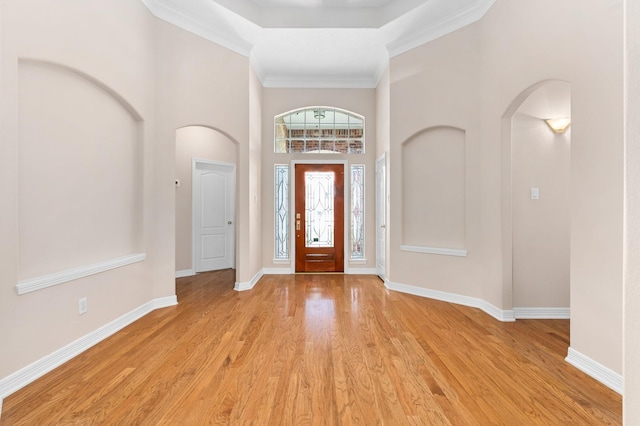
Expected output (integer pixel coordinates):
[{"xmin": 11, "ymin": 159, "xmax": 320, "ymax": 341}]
[{"xmin": 0, "ymin": 271, "xmax": 621, "ymax": 425}]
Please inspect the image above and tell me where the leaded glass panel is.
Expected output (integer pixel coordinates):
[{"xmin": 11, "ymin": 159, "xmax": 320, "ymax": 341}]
[
  {"xmin": 274, "ymin": 107, "xmax": 364, "ymax": 154},
  {"xmin": 351, "ymin": 165, "xmax": 365, "ymax": 259},
  {"xmin": 274, "ymin": 165, "xmax": 289, "ymax": 260},
  {"xmin": 305, "ymin": 171, "xmax": 335, "ymax": 248}
]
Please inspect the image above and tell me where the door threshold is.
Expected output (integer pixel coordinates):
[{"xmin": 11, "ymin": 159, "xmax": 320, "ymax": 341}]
[{"xmin": 294, "ymin": 272, "xmax": 345, "ymax": 275}]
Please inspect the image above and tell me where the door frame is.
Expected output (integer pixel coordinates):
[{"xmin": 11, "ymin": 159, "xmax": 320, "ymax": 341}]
[
  {"xmin": 289, "ymin": 160, "xmax": 349, "ymax": 274},
  {"xmin": 191, "ymin": 158, "xmax": 236, "ymax": 273},
  {"xmin": 376, "ymin": 152, "xmax": 387, "ymax": 279}
]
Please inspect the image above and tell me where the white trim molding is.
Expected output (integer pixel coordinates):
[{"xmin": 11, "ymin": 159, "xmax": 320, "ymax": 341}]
[
  {"xmin": 0, "ymin": 295, "xmax": 177, "ymax": 408},
  {"xmin": 346, "ymin": 267, "xmax": 378, "ymax": 275},
  {"xmin": 566, "ymin": 347, "xmax": 623, "ymax": 394},
  {"xmin": 385, "ymin": 280, "xmax": 515, "ymax": 322},
  {"xmin": 175, "ymin": 269, "xmax": 195, "ymax": 278},
  {"xmin": 514, "ymin": 307, "xmax": 570, "ymax": 319},
  {"xmin": 263, "ymin": 268, "xmax": 293, "ymax": 275},
  {"xmin": 234, "ymin": 269, "xmax": 264, "ymax": 291},
  {"xmin": 16, "ymin": 253, "xmax": 146, "ymax": 295},
  {"xmin": 400, "ymin": 245, "xmax": 467, "ymax": 257}
]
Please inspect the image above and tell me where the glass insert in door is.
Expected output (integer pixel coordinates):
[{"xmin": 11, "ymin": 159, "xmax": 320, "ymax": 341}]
[{"xmin": 305, "ymin": 171, "xmax": 335, "ymax": 248}]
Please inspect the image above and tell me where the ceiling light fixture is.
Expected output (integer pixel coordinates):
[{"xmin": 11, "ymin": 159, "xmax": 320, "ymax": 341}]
[{"xmin": 544, "ymin": 117, "xmax": 571, "ymax": 134}]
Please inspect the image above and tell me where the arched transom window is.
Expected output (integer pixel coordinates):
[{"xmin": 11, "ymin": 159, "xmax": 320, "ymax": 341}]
[{"xmin": 274, "ymin": 107, "xmax": 364, "ymax": 154}]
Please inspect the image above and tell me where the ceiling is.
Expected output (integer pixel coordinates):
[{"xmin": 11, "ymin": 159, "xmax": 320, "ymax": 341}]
[{"xmin": 141, "ymin": 0, "xmax": 495, "ymax": 88}]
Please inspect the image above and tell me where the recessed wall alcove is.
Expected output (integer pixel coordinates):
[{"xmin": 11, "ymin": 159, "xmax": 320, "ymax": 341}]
[
  {"xmin": 17, "ymin": 59, "xmax": 143, "ymax": 283},
  {"xmin": 401, "ymin": 126, "xmax": 466, "ymax": 252}
]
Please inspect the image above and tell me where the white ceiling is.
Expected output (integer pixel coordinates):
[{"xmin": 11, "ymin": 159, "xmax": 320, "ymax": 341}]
[{"xmin": 141, "ymin": 0, "xmax": 495, "ymax": 88}]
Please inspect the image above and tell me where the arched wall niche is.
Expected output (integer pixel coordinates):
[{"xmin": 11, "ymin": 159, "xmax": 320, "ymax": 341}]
[
  {"xmin": 501, "ymin": 79, "xmax": 571, "ymax": 314},
  {"xmin": 174, "ymin": 125, "xmax": 238, "ymax": 273},
  {"xmin": 401, "ymin": 125, "xmax": 467, "ymax": 251},
  {"xmin": 17, "ymin": 58, "xmax": 144, "ymax": 280}
]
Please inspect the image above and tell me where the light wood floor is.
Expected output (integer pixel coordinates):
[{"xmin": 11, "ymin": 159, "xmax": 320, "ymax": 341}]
[{"xmin": 1, "ymin": 271, "xmax": 621, "ymax": 425}]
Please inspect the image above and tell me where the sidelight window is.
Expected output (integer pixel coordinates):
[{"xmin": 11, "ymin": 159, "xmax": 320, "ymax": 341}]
[{"xmin": 274, "ymin": 165, "xmax": 289, "ymax": 260}]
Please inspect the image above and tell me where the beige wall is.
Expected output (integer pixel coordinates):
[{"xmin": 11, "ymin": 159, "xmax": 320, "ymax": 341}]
[
  {"xmin": 390, "ymin": 0, "xmax": 623, "ymax": 374},
  {"xmin": 483, "ymin": 1, "xmax": 623, "ymax": 373},
  {"xmin": 512, "ymin": 82, "xmax": 571, "ymax": 308},
  {"xmin": 175, "ymin": 126, "xmax": 237, "ymax": 272},
  {"xmin": 248, "ymin": 67, "xmax": 263, "ymax": 280},
  {"xmin": 376, "ymin": 67, "xmax": 391, "ymax": 278},
  {"xmin": 154, "ymin": 20, "xmax": 259, "ymax": 285},
  {"xmin": 0, "ymin": 0, "xmax": 259, "ymax": 392},
  {"xmin": 0, "ymin": 0, "xmax": 158, "ymax": 380},
  {"xmin": 261, "ymin": 88, "xmax": 377, "ymax": 271},
  {"xmin": 624, "ymin": 0, "xmax": 640, "ymax": 419},
  {"xmin": 390, "ymin": 23, "xmax": 484, "ymax": 298}
]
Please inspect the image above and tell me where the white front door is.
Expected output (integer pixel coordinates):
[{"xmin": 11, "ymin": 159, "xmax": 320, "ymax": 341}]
[
  {"xmin": 193, "ymin": 160, "xmax": 235, "ymax": 273},
  {"xmin": 376, "ymin": 153, "xmax": 387, "ymax": 279}
]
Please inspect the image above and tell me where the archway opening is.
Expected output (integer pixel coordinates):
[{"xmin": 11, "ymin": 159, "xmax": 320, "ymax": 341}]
[{"xmin": 502, "ymin": 80, "xmax": 571, "ymax": 319}]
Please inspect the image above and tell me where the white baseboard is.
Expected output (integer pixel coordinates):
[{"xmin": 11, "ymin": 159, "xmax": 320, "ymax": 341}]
[
  {"xmin": 263, "ymin": 268, "xmax": 292, "ymax": 275},
  {"xmin": 566, "ymin": 347, "xmax": 623, "ymax": 394},
  {"xmin": 175, "ymin": 269, "xmax": 195, "ymax": 278},
  {"xmin": 234, "ymin": 269, "xmax": 264, "ymax": 291},
  {"xmin": 345, "ymin": 267, "xmax": 377, "ymax": 275},
  {"xmin": 385, "ymin": 280, "xmax": 515, "ymax": 322},
  {"xmin": 0, "ymin": 295, "xmax": 178, "ymax": 409},
  {"xmin": 514, "ymin": 307, "xmax": 570, "ymax": 319}
]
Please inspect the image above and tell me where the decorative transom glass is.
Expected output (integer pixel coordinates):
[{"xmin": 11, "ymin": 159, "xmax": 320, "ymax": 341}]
[
  {"xmin": 305, "ymin": 171, "xmax": 335, "ymax": 247},
  {"xmin": 274, "ymin": 107, "xmax": 364, "ymax": 154},
  {"xmin": 274, "ymin": 165, "xmax": 289, "ymax": 260},
  {"xmin": 351, "ymin": 165, "xmax": 365, "ymax": 259}
]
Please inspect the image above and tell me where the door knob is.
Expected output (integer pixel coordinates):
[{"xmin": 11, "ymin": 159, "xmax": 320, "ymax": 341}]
[{"xmin": 228, "ymin": 221, "xmax": 233, "ymax": 225}]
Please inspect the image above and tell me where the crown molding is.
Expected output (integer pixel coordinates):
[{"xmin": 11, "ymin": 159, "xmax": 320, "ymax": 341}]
[
  {"xmin": 387, "ymin": 0, "xmax": 496, "ymax": 57},
  {"xmin": 261, "ymin": 74, "xmax": 381, "ymax": 89},
  {"xmin": 141, "ymin": 0, "xmax": 495, "ymax": 88},
  {"xmin": 140, "ymin": 0, "xmax": 253, "ymax": 57}
]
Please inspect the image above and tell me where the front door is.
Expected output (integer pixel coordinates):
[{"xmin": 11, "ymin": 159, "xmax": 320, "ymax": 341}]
[
  {"xmin": 295, "ymin": 164, "xmax": 344, "ymax": 272},
  {"xmin": 194, "ymin": 160, "xmax": 235, "ymax": 273}
]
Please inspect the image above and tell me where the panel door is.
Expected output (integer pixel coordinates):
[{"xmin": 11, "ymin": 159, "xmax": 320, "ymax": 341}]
[{"xmin": 295, "ymin": 164, "xmax": 344, "ymax": 272}]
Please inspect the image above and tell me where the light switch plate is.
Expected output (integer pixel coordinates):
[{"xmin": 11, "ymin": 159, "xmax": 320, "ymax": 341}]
[{"xmin": 531, "ymin": 187, "xmax": 540, "ymax": 200}]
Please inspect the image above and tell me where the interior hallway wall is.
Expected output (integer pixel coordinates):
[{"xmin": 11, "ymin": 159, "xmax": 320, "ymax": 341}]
[
  {"xmin": 0, "ymin": 0, "xmax": 158, "ymax": 381},
  {"xmin": 155, "ymin": 19, "xmax": 260, "ymax": 287},
  {"xmin": 390, "ymin": 0, "xmax": 623, "ymax": 375},
  {"xmin": 624, "ymin": 0, "xmax": 640, "ymax": 419}
]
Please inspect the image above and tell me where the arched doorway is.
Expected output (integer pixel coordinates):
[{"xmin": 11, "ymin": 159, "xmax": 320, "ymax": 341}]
[
  {"xmin": 175, "ymin": 125, "xmax": 238, "ymax": 278},
  {"xmin": 502, "ymin": 81, "xmax": 572, "ymax": 319}
]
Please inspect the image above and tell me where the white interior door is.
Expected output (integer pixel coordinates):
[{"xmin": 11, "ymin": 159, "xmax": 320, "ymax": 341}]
[
  {"xmin": 193, "ymin": 160, "xmax": 235, "ymax": 273},
  {"xmin": 376, "ymin": 154, "xmax": 387, "ymax": 279}
]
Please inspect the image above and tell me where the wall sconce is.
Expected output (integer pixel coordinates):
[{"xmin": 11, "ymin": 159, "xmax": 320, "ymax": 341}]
[
  {"xmin": 314, "ymin": 109, "xmax": 325, "ymax": 119},
  {"xmin": 544, "ymin": 117, "xmax": 571, "ymax": 134}
]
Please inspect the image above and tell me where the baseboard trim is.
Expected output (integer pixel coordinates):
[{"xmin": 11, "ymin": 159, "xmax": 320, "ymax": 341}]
[
  {"xmin": 385, "ymin": 280, "xmax": 515, "ymax": 322},
  {"xmin": 16, "ymin": 253, "xmax": 146, "ymax": 295},
  {"xmin": 514, "ymin": 307, "xmax": 570, "ymax": 319},
  {"xmin": 566, "ymin": 347, "xmax": 623, "ymax": 394},
  {"xmin": 263, "ymin": 268, "xmax": 293, "ymax": 275},
  {"xmin": 175, "ymin": 269, "xmax": 195, "ymax": 278},
  {"xmin": 400, "ymin": 245, "xmax": 467, "ymax": 257},
  {"xmin": 234, "ymin": 269, "xmax": 264, "ymax": 291},
  {"xmin": 345, "ymin": 267, "xmax": 377, "ymax": 275},
  {"xmin": 0, "ymin": 295, "xmax": 178, "ymax": 408}
]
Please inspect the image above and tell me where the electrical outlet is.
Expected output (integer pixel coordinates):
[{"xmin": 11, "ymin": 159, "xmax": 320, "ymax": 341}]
[{"xmin": 79, "ymin": 297, "xmax": 88, "ymax": 315}]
